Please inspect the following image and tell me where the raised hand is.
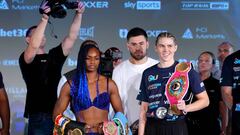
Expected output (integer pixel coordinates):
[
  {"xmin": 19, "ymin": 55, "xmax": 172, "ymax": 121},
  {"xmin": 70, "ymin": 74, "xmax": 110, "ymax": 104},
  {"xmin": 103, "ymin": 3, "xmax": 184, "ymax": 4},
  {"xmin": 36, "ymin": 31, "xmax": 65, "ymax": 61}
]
[
  {"xmin": 39, "ymin": 0, "xmax": 51, "ymax": 15},
  {"xmin": 76, "ymin": 1, "xmax": 85, "ymax": 14}
]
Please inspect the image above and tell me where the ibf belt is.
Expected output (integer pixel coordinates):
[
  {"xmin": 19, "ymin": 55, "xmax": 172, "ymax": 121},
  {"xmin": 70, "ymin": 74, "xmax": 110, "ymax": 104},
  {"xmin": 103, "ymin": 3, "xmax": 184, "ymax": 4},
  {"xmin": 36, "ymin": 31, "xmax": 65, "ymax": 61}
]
[{"xmin": 165, "ymin": 62, "xmax": 191, "ymax": 115}]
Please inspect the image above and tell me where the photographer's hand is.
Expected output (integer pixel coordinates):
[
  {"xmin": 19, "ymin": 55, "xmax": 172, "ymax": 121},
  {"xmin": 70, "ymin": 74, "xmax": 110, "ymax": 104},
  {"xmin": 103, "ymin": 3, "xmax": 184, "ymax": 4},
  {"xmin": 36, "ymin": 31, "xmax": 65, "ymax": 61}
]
[
  {"xmin": 40, "ymin": 0, "xmax": 51, "ymax": 19},
  {"xmin": 61, "ymin": 0, "xmax": 84, "ymax": 56},
  {"xmin": 76, "ymin": 1, "xmax": 85, "ymax": 14}
]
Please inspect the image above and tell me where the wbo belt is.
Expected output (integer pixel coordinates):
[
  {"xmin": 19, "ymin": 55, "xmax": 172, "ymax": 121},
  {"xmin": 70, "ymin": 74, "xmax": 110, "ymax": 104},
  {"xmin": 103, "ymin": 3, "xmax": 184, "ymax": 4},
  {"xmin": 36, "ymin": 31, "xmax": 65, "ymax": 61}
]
[{"xmin": 165, "ymin": 62, "xmax": 191, "ymax": 115}]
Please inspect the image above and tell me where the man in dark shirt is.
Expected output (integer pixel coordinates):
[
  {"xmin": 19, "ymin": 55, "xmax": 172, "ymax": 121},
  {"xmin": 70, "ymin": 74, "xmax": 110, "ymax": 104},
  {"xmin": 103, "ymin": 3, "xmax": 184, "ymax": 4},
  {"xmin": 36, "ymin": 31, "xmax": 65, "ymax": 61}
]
[
  {"xmin": 221, "ymin": 50, "xmax": 240, "ymax": 135},
  {"xmin": 0, "ymin": 72, "xmax": 10, "ymax": 135},
  {"xmin": 19, "ymin": 2, "xmax": 85, "ymax": 135}
]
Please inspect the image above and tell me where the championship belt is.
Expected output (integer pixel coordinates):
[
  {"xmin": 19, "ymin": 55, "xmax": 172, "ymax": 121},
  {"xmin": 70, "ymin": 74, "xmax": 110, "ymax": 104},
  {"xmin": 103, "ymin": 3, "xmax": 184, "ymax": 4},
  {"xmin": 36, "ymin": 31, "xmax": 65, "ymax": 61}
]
[
  {"xmin": 165, "ymin": 62, "xmax": 191, "ymax": 115},
  {"xmin": 112, "ymin": 112, "xmax": 132, "ymax": 135},
  {"xmin": 54, "ymin": 114, "xmax": 86, "ymax": 135},
  {"xmin": 103, "ymin": 121, "xmax": 118, "ymax": 135}
]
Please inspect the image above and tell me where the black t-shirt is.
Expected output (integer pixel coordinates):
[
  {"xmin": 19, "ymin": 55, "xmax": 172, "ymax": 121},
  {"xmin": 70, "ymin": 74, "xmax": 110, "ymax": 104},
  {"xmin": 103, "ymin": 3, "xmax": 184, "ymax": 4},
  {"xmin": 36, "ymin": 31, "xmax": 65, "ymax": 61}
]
[
  {"xmin": 189, "ymin": 75, "xmax": 221, "ymax": 123},
  {"xmin": 19, "ymin": 44, "xmax": 67, "ymax": 117},
  {"xmin": 64, "ymin": 68, "xmax": 76, "ymax": 81},
  {"xmin": 137, "ymin": 61, "xmax": 205, "ymax": 121},
  {"xmin": 0, "ymin": 72, "xmax": 4, "ymax": 89},
  {"xmin": 220, "ymin": 50, "xmax": 240, "ymax": 111}
]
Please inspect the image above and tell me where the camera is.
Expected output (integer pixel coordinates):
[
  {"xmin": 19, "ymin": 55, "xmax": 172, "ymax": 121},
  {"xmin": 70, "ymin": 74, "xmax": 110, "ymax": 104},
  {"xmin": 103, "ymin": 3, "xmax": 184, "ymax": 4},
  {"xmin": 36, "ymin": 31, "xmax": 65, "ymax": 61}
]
[
  {"xmin": 100, "ymin": 56, "xmax": 114, "ymax": 78},
  {"xmin": 39, "ymin": 0, "xmax": 78, "ymax": 18},
  {"xmin": 100, "ymin": 47, "xmax": 122, "ymax": 78}
]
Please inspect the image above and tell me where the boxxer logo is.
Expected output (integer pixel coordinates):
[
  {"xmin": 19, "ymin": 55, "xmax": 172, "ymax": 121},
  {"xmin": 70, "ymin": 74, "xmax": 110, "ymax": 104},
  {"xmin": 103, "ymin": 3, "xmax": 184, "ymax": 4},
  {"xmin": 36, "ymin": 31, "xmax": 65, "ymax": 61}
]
[
  {"xmin": 83, "ymin": 1, "xmax": 109, "ymax": 8},
  {"xmin": 119, "ymin": 28, "xmax": 167, "ymax": 39}
]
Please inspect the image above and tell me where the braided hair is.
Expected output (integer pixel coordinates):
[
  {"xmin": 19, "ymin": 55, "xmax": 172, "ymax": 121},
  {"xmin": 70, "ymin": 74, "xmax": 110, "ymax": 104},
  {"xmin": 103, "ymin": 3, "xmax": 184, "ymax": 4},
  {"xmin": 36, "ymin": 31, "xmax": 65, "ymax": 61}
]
[{"xmin": 70, "ymin": 43, "xmax": 100, "ymax": 113}]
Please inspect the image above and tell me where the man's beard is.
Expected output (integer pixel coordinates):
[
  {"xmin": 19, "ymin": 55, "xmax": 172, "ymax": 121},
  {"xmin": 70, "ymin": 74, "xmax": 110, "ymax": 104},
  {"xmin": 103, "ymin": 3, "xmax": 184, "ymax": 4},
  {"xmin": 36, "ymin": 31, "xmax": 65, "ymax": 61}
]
[{"xmin": 130, "ymin": 51, "xmax": 146, "ymax": 61}]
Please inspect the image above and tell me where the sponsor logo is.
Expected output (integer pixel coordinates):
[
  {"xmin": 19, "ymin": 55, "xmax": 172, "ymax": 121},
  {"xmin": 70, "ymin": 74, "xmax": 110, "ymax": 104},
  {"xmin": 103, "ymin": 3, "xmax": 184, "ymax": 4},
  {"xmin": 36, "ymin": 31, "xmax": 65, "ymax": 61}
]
[
  {"xmin": 0, "ymin": 28, "xmax": 27, "ymax": 37},
  {"xmin": 182, "ymin": 27, "xmax": 225, "ymax": 40},
  {"xmin": 233, "ymin": 67, "xmax": 240, "ymax": 72},
  {"xmin": 149, "ymin": 93, "xmax": 162, "ymax": 99},
  {"xmin": 182, "ymin": 28, "xmax": 193, "ymax": 39},
  {"xmin": 200, "ymin": 82, "xmax": 204, "ymax": 87},
  {"xmin": 146, "ymin": 29, "xmax": 167, "ymax": 38},
  {"xmin": 162, "ymin": 73, "xmax": 172, "ymax": 79},
  {"xmin": 119, "ymin": 28, "xmax": 167, "ymax": 38},
  {"xmin": 67, "ymin": 58, "xmax": 77, "ymax": 67},
  {"xmin": 181, "ymin": 1, "xmax": 229, "ymax": 11},
  {"xmin": 149, "ymin": 101, "xmax": 160, "ymax": 109},
  {"xmin": 83, "ymin": 1, "xmax": 109, "ymax": 9},
  {"xmin": 0, "ymin": 59, "xmax": 19, "ymax": 66},
  {"xmin": 234, "ymin": 58, "xmax": 240, "ymax": 65},
  {"xmin": 0, "ymin": 0, "xmax": 9, "ymax": 9},
  {"xmin": 12, "ymin": 0, "xmax": 24, "ymax": 3},
  {"xmin": 235, "ymin": 103, "xmax": 240, "ymax": 111},
  {"xmin": 79, "ymin": 26, "xmax": 95, "ymax": 40},
  {"xmin": 10, "ymin": 0, "xmax": 109, "ymax": 10},
  {"xmin": 233, "ymin": 76, "xmax": 239, "ymax": 80},
  {"xmin": 12, "ymin": 0, "xmax": 39, "ymax": 10},
  {"xmin": 219, "ymin": 78, "xmax": 222, "ymax": 83},
  {"xmin": 148, "ymin": 83, "xmax": 161, "ymax": 90},
  {"xmin": 148, "ymin": 75, "xmax": 158, "ymax": 82},
  {"xmin": 178, "ymin": 59, "xmax": 188, "ymax": 63},
  {"xmin": 119, "ymin": 29, "xmax": 128, "ymax": 39},
  {"xmin": 124, "ymin": 1, "xmax": 161, "ymax": 10},
  {"xmin": 233, "ymin": 83, "xmax": 237, "ymax": 89},
  {"xmin": 5, "ymin": 87, "xmax": 27, "ymax": 97}
]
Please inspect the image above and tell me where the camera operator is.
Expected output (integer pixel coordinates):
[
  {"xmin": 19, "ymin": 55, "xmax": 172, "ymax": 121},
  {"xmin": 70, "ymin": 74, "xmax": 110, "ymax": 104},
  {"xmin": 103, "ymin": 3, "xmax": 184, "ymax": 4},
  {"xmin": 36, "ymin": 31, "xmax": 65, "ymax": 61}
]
[
  {"xmin": 18, "ymin": 1, "xmax": 84, "ymax": 134},
  {"xmin": 101, "ymin": 47, "xmax": 123, "ymax": 78},
  {"xmin": 105, "ymin": 47, "xmax": 123, "ymax": 68}
]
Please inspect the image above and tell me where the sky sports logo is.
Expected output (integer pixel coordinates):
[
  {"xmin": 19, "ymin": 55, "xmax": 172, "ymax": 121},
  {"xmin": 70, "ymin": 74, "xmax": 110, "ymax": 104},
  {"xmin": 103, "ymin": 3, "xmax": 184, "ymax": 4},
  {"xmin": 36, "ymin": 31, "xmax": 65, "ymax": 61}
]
[{"xmin": 124, "ymin": 1, "xmax": 161, "ymax": 10}]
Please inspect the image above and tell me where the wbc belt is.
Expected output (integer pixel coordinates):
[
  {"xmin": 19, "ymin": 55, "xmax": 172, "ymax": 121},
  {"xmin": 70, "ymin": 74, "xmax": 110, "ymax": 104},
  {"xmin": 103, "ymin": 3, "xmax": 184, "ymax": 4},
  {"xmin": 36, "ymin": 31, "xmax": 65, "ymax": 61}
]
[{"xmin": 165, "ymin": 62, "xmax": 191, "ymax": 115}]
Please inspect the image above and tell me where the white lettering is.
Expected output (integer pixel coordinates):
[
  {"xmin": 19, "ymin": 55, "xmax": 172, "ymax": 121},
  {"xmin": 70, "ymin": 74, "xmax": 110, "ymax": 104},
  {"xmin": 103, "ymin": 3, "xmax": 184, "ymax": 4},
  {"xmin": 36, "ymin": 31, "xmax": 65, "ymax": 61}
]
[
  {"xmin": 83, "ymin": 1, "xmax": 108, "ymax": 8},
  {"xmin": 0, "ymin": 28, "xmax": 27, "ymax": 37}
]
